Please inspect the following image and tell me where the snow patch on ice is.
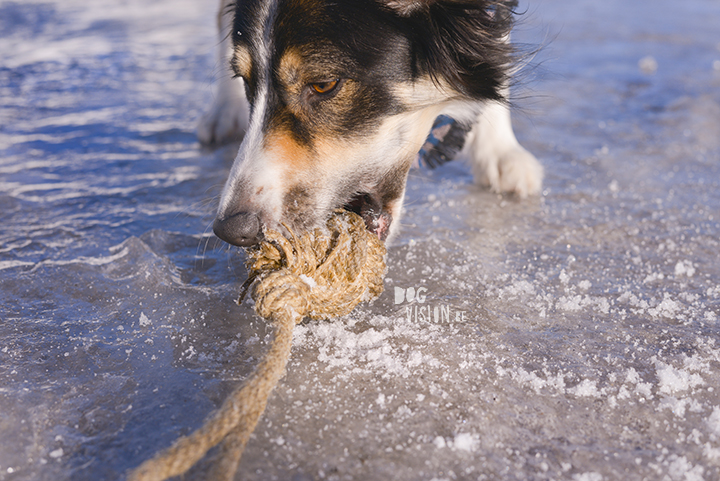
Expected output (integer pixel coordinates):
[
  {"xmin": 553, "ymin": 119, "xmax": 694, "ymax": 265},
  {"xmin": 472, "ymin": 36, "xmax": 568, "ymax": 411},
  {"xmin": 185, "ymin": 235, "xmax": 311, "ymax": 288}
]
[
  {"xmin": 573, "ymin": 472, "xmax": 603, "ymax": 481},
  {"xmin": 431, "ymin": 434, "xmax": 479, "ymax": 452},
  {"xmin": 49, "ymin": 448, "xmax": 64, "ymax": 459},
  {"xmin": 639, "ymin": 55, "xmax": 658, "ymax": 74},
  {"xmin": 497, "ymin": 280, "xmax": 535, "ymax": 298},
  {"xmin": 559, "ymin": 269, "xmax": 571, "ymax": 286},
  {"xmin": 674, "ymin": 261, "xmax": 696, "ymax": 278},
  {"xmin": 557, "ymin": 295, "xmax": 610, "ymax": 314},
  {"xmin": 507, "ymin": 367, "xmax": 566, "ymax": 395},
  {"xmin": 706, "ymin": 406, "xmax": 720, "ymax": 438},
  {"xmin": 666, "ymin": 455, "xmax": 705, "ymax": 481},
  {"xmin": 297, "ymin": 315, "xmax": 442, "ymax": 378},
  {"xmin": 654, "ymin": 358, "xmax": 705, "ymax": 394},
  {"xmin": 658, "ymin": 396, "xmax": 702, "ymax": 418},
  {"xmin": 570, "ymin": 379, "xmax": 602, "ymax": 398},
  {"xmin": 648, "ymin": 294, "xmax": 682, "ymax": 319},
  {"xmin": 452, "ymin": 433, "xmax": 479, "ymax": 452}
]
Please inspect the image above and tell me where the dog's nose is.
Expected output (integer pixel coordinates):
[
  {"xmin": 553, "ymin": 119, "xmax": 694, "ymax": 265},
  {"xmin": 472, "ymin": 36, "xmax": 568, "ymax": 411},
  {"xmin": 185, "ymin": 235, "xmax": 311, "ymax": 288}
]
[{"xmin": 213, "ymin": 211, "xmax": 262, "ymax": 247}]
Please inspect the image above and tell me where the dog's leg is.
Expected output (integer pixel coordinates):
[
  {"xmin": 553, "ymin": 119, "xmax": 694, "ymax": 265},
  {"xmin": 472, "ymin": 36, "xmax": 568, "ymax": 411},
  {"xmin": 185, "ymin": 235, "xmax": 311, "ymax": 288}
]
[
  {"xmin": 461, "ymin": 100, "xmax": 543, "ymax": 198},
  {"xmin": 197, "ymin": 0, "xmax": 249, "ymax": 145}
]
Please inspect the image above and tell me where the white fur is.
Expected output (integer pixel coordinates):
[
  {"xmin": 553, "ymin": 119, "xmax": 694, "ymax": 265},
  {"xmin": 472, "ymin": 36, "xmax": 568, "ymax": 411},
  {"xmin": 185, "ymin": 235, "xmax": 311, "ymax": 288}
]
[
  {"xmin": 216, "ymin": 0, "xmax": 280, "ymax": 220},
  {"xmin": 460, "ymin": 100, "xmax": 543, "ymax": 198}
]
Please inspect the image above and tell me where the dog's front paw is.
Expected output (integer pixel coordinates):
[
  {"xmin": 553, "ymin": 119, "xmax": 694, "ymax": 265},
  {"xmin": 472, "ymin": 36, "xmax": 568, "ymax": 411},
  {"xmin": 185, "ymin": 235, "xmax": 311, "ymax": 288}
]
[
  {"xmin": 197, "ymin": 86, "xmax": 249, "ymax": 145},
  {"xmin": 474, "ymin": 146, "xmax": 543, "ymax": 198}
]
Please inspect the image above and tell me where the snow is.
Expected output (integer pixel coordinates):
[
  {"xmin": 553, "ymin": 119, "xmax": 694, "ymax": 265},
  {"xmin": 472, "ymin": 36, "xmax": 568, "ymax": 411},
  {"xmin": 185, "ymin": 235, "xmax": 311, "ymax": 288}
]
[
  {"xmin": 298, "ymin": 273, "xmax": 317, "ymax": 289},
  {"xmin": 451, "ymin": 433, "xmax": 478, "ymax": 452},
  {"xmin": 570, "ymin": 379, "xmax": 602, "ymax": 398},
  {"xmin": 1, "ymin": 0, "xmax": 720, "ymax": 480},
  {"xmin": 707, "ymin": 407, "xmax": 720, "ymax": 438},
  {"xmin": 573, "ymin": 473, "xmax": 603, "ymax": 481},
  {"xmin": 48, "ymin": 449, "xmax": 63, "ymax": 459},
  {"xmin": 655, "ymin": 358, "xmax": 705, "ymax": 395},
  {"xmin": 675, "ymin": 261, "xmax": 697, "ymax": 278}
]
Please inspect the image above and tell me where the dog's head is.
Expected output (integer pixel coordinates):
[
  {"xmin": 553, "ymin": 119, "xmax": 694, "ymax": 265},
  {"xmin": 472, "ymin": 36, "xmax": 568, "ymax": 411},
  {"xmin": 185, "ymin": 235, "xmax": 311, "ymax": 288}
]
[{"xmin": 213, "ymin": 0, "xmax": 517, "ymax": 246}]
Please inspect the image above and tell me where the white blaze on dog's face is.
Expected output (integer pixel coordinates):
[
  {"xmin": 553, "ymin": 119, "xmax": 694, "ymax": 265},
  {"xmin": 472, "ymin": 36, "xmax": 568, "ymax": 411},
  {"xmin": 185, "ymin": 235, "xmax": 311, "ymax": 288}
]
[{"xmin": 214, "ymin": 0, "xmax": 517, "ymax": 246}]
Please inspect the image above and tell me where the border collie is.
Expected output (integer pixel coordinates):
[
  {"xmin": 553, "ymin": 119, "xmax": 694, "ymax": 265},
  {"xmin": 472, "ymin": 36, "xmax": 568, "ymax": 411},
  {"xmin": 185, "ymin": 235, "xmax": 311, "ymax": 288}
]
[{"xmin": 200, "ymin": 0, "xmax": 543, "ymax": 246}]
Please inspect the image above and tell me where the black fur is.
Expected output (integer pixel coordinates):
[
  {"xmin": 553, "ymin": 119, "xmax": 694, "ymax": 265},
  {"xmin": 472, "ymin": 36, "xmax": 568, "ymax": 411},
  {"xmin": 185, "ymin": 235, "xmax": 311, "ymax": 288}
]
[
  {"xmin": 396, "ymin": 0, "xmax": 518, "ymax": 101},
  {"xmin": 231, "ymin": 0, "xmax": 519, "ymax": 113}
]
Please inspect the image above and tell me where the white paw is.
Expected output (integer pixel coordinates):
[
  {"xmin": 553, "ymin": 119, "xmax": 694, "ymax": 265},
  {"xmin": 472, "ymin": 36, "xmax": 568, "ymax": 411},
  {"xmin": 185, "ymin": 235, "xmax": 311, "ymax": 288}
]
[
  {"xmin": 473, "ymin": 146, "xmax": 543, "ymax": 198},
  {"xmin": 197, "ymin": 85, "xmax": 249, "ymax": 145}
]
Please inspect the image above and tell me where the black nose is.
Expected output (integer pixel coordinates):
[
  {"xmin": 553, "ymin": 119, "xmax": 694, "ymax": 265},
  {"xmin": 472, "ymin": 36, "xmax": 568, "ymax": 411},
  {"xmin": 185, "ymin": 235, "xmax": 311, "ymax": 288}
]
[{"xmin": 213, "ymin": 212, "xmax": 262, "ymax": 247}]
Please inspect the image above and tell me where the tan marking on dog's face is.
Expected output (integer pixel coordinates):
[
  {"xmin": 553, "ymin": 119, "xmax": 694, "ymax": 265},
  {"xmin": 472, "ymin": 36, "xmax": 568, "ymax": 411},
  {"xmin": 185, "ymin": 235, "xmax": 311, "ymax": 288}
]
[
  {"xmin": 276, "ymin": 49, "xmax": 308, "ymax": 119},
  {"xmin": 232, "ymin": 44, "xmax": 252, "ymax": 81},
  {"xmin": 278, "ymin": 45, "xmax": 345, "ymax": 81},
  {"xmin": 264, "ymin": 131, "xmax": 313, "ymax": 171},
  {"xmin": 277, "ymin": 48, "xmax": 304, "ymax": 87},
  {"xmin": 277, "ymin": 49, "xmax": 367, "ymax": 123}
]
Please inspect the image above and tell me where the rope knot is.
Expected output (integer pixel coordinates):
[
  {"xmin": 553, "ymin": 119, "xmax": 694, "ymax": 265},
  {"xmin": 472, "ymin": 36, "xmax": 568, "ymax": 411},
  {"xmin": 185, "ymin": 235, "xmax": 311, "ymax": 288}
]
[
  {"xmin": 128, "ymin": 210, "xmax": 386, "ymax": 481},
  {"xmin": 246, "ymin": 209, "xmax": 386, "ymax": 322}
]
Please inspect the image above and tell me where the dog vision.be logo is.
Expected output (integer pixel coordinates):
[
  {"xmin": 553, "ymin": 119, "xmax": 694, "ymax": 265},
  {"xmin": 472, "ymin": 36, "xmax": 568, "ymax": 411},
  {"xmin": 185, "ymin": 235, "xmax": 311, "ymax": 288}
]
[{"xmin": 394, "ymin": 286, "xmax": 466, "ymax": 323}]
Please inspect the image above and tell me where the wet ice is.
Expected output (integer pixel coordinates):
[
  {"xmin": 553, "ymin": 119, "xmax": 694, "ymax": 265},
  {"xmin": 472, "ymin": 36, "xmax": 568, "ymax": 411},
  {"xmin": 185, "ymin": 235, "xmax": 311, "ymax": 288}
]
[{"xmin": 1, "ymin": 0, "xmax": 720, "ymax": 480}]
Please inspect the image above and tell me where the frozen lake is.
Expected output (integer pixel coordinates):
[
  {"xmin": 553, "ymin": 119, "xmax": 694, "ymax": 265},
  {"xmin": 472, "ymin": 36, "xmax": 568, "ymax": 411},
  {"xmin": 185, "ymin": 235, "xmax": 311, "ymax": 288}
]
[{"xmin": 1, "ymin": 0, "xmax": 719, "ymax": 480}]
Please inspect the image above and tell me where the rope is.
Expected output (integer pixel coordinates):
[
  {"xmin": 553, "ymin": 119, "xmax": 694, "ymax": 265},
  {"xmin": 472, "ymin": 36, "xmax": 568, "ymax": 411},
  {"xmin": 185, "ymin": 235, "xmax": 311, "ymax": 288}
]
[{"xmin": 128, "ymin": 210, "xmax": 386, "ymax": 481}]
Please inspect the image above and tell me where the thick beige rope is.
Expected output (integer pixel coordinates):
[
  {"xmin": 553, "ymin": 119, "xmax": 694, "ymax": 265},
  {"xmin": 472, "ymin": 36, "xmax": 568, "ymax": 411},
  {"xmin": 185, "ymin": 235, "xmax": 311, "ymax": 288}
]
[{"xmin": 128, "ymin": 210, "xmax": 386, "ymax": 481}]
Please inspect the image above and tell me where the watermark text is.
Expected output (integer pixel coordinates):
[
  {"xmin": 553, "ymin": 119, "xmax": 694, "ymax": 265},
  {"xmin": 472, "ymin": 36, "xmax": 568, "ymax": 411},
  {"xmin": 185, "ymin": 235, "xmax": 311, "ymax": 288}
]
[{"xmin": 394, "ymin": 287, "xmax": 467, "ymax": 323}]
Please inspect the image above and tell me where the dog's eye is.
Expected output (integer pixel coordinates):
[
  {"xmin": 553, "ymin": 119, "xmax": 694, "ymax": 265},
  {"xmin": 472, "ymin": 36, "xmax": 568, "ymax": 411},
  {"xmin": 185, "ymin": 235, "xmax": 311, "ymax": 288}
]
[{"xmin": 310, "ymin": 80, "xmax": 340, "ymax": 95}]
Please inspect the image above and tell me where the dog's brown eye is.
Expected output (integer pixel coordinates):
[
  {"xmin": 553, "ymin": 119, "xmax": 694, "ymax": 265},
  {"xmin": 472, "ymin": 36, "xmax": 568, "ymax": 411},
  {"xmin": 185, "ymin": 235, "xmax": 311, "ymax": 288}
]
[{"xmin": 310, "ymin": 80, "xmax": 339, "ymax": 94}]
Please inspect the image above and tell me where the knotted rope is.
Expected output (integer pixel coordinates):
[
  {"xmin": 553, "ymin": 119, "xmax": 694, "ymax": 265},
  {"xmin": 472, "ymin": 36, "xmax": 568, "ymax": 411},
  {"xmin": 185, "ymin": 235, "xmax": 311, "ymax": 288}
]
[{"xmin": 128, "ymin": 210, "xmax": 386, "ymax": 481}]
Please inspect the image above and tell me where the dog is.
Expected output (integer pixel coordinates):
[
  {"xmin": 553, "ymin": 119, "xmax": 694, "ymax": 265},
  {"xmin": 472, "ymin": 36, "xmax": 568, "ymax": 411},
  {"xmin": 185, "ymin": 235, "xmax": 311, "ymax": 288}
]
[{"xmin": 200, "ymin": 0, "xmax": 543, "ymax": 247}]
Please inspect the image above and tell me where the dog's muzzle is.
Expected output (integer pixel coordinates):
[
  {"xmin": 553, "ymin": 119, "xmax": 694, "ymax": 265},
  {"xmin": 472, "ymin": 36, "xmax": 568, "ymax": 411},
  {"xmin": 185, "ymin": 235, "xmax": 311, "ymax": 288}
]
[{"xmin": 213, "ymin": 212, "xmax": 262, "ymax": 247}]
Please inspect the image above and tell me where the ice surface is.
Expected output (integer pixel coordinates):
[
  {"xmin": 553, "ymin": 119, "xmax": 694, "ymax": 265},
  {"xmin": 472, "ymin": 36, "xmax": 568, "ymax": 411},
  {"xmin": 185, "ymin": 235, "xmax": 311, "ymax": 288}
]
[{"xmin": 1, "ymin": 0, "xmax": 720, "ymax": 480}]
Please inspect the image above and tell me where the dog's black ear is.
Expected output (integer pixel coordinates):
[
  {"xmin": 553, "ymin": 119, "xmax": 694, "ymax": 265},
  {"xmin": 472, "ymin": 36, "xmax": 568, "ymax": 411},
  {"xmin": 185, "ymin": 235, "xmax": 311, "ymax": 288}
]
[
  {"xmin": 381, "ymin": 0, "xmax": 519, "ymax": 102},
  {"xmin": 381, "ymin": 0, "xmax": 431, "ymax": 16}
]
